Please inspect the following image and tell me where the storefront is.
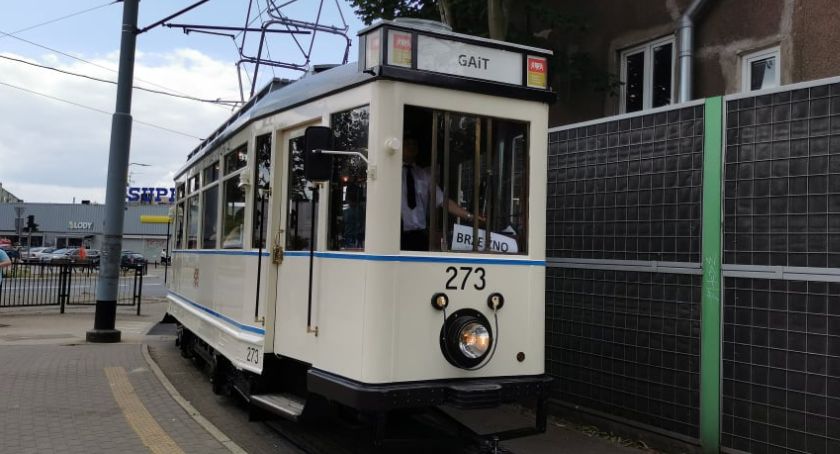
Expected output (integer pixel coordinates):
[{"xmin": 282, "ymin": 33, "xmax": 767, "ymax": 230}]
[{"xmin": 0, "ymin": 202, "xmax": 171, "ymax": 262}]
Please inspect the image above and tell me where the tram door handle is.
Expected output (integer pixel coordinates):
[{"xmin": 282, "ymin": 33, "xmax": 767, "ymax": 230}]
[{"xmin": 272, "ymin": 244, "xmax": 284, "ymax": 264}]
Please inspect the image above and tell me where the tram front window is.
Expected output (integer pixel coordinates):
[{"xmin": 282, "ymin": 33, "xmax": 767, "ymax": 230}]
[{"xmin": 402, "ymin": 106, "xmax": 528, "ymax": 254}]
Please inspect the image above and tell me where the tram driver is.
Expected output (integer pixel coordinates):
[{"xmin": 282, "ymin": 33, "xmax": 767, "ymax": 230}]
[{"xmin": 401, "ymin": 138, "xmax": 480, "ymax": 251}]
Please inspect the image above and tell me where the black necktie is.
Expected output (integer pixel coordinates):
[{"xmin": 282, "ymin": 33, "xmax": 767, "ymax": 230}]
[{"xmin": 405, "ymin": 164, "xmax": 416, "ymax": 209}]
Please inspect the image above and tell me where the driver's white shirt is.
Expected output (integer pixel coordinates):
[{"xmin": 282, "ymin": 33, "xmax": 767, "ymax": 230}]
[{"xmin": 401, "ymin": 163, "xmax": 444, "ymax": 231}]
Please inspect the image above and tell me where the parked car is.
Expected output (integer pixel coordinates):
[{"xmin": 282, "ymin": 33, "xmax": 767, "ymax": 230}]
[
  {"xmin": 22, "ymin": 247, "xmax": 56, "ymax": 262},
  {"xmin": 41, "ymin": 248, "xmax": 78, "ymax": 263},
  {"xmin": 120, "ymin": 252, "xmax": 147, "ymax": 268}
]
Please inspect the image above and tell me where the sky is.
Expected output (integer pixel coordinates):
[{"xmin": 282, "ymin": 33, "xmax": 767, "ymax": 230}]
[{"xmin": 0, "ymin": 0, "xmax": 364, "ymax": 203}]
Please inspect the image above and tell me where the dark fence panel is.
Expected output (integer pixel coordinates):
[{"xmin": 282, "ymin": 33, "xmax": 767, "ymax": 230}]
[
  {"xmin": 724, "ymin": 84, "xmax": 840, "ymax": 267},
  {"xmin": 547, "ymin": 102, "xmax": 705, "ymax": 441},
  {"xmin": 723, "ymin": 277, "xmax": 840, "ymax": 454},
  {"xmin": 0, "ymin": 262, "xmax": 141, "ymax": 309},
  {"xmin": 547, "ymin": 104, "xmax": 704, "ymax": 262},
  {"xmin": 546, "ymin": 267, "xmax": 702, "ymax": 438},
  {"xmin": 722, "ymin": 80, "xmax": 840, "ymax": 454}
]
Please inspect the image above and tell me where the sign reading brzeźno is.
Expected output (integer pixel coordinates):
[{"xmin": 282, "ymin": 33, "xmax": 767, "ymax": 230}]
[{"xmin": 416, "ymin": 35, "xmax": 523, "ymax": 86}]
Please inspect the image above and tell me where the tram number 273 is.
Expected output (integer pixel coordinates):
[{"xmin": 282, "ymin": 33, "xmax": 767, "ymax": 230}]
[
  {"xmin": 444, "ymin": 266, "xmax": 486, "ymax": 291},
  {"xmin": 246, "ymin": 346, "xmax": 261, "ymax": 366}
]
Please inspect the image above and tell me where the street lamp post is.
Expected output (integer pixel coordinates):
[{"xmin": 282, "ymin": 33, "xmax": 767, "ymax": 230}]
[{"xmin": 87, "ymin": 0, "xmax": 139, "ymax": 343}]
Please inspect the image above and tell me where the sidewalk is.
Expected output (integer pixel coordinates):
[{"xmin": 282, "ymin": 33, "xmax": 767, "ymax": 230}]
[{"xmin": 0, "ymin": 300, "xmax": 651, "ymax": 454}]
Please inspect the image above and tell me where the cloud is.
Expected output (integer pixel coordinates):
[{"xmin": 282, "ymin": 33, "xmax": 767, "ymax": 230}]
[{"xmin": 0, "ymin": 49, "xmax": 240, "ymax": 203}]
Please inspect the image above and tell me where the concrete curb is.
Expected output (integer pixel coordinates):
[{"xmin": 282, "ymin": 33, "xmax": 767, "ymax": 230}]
[{"xmin": 141, "ymin": 343, "xmax": 248, "ymax": 454}]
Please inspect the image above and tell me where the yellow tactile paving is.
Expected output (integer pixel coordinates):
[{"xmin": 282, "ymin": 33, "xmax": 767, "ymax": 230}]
[{"xmin": 104, "ymin": 366, "xmax": 186, "ymax": 454}]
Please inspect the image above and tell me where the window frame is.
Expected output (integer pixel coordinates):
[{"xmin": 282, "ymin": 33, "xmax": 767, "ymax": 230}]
[
  {"xmin": 327, "ymin": 105, "xmax": 370, "ymax": 252},
  {"xmin": 619, "ymin": 36, "xmax": 676, "ymax": 113},
  {"xmin": 220, "ymin": 142, "xmax": 249, "ymax": 249},
  {"xmin": 741, "ymin": 46, "xmax": 781, "ymax": 92}
]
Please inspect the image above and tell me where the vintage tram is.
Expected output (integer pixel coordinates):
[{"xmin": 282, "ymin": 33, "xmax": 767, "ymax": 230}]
[{"xmin": 167, "ymin": 18, "xmax": 554, "ymax": 440}]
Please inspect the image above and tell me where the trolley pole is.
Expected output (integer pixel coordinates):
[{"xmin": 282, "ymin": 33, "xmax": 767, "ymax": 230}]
[{"xmin": 87, "ymin": 0, "xmax": 139, "ymax": 343}]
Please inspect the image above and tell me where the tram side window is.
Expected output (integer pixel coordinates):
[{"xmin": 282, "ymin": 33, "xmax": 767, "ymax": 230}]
[
  {"xmin": 175, "ymin": 183, "xmax": 185, "ymax": 249},
  {"xmin": 174, "ymin": 202, "xmax": 185, "ymax": 249},
  {"xmin": 253, "ymin": 134, "xmax": 271, "ymax": 249},
  {"xmin": 328, "ymin": 106, "xmax": 369, "ymax": 251},
  {"xmin": 187, "ymin": 196, "xmax": 199, "ymax": 249},
  {"xmin": 286, "ymin": 136, "xmax": 315, "ymax": 250},
  {"xmin": 401, "ymin": 105, "xmax": 528, "ymax": 254},
  {"xmin": 202, "ymin": 185, "xmax": 218, "ymax": 248},
  {"xmin": 221, "ymin": 143, "xmax": 247, "ymax": 249}
]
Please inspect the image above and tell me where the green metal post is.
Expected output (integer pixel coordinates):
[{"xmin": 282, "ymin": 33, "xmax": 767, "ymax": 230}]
[{"xmin": 700, "ymin": 96, "xmax": 723, "ymax": 453}]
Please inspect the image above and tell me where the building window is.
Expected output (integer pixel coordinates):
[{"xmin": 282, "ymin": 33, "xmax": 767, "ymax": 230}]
[
  {"xmin": 620, "ymin": 37, "xmax": 674, "ymax": 113},
  {"xmin": 742, "ymin": 47, "xmax": 780, "ymax": 92}
]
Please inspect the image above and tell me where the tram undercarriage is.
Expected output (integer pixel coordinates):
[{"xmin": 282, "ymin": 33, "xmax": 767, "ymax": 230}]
[{"xmin": 176, "ymin": 323, "xmax": 551, "ymax": 447}]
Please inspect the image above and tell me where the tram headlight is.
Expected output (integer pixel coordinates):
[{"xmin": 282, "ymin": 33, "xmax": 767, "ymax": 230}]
[
  {"xmin": 440, "ymin": 309, "xmax": 493, "ymax": 369},
  {"xmin": 458, "ymin": 322, "xmax": 490, "ymax": 359}
]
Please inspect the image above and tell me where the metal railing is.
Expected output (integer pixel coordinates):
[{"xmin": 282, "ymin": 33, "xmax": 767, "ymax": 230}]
[{"xmin": 0, "ymin": 261, "xmax": 144, "ymax": 314}]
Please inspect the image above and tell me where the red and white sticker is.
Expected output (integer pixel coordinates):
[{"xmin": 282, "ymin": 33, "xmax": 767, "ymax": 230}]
[
  {"xmin": 527, "ymin": 56, "xmax": 547, "ymax": 89},
  {"xmin": 388, "ymin": 31, "xmax": 413, "ymax": 67}
]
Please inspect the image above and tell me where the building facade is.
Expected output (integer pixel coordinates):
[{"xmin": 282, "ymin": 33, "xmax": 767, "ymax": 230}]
[
  {"xmin": 0, "ymin": 183, "xmax": 22, "ymax": 203},
  {"xmin": 550, "ymin": 0, "xmax": 839, "ymax": 126},
  {"xmin": 0, "ymin": 203, "xmax": 170, "ymax": 261}
]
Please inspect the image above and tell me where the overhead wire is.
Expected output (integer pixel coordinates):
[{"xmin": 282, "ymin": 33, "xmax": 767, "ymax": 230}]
[
  {"xmin": 1, "ymin": 1, "xmax": 118, "ymax": 37},
  {"xmin": 0, "ymin": 54, "xmax": 241, "ymax": 106},
  {"xmin": 0, "ymin": 28, "xmax": 232, "ymax": 110},
  {"xmin": 0, "ymin": 80, "xmax": 204, "ymax": 140}
]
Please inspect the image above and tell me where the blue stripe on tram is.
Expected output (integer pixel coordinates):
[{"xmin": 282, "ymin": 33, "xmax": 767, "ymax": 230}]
[{"xmin": 172, "ymin": 249, "xmax": 545, "ymax": 266}]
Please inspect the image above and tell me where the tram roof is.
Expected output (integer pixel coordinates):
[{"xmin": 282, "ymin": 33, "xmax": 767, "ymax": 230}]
[
  {"xmin": 178, "ymin": 20, "xmax": 556, "ymax": 178},
  {"xmin": 178, "ymin": 63, "xmax": 373, "ymax": 178}
]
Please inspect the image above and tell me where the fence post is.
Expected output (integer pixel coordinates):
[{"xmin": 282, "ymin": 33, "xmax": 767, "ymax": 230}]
[
  {"xmin": 59, "ymin": 264, "xmax": 71, "ymax": 314},
  {"xmin": 700, "ymin": 96, "xmax": 723, "ymax": 454},
  {"xmin": 136, "ymin": 265, "xmax": 143, "ymax": 316}
]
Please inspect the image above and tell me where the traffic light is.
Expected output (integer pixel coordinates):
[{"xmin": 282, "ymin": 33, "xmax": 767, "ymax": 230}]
[{"xmin": 24, "ymin": 215, "xmax": 38, "ymax": 233}]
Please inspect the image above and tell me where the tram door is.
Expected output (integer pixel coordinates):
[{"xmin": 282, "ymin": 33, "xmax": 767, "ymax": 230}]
[{"xmin": 271, "ymin": 126, "xmax": 318, "ymax": 349}]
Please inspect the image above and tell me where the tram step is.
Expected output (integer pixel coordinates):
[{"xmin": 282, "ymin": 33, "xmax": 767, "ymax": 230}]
[{"xmin": 250, "ymin": 393, "xmax": 307, "ymax": 422}]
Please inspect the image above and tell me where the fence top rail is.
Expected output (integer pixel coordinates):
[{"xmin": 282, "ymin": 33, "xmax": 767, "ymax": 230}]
[
  {"xmin": 723, "ymin": 74, "xmax": 840, "ymax": 103},
  {"xmin": 548, "ymin": 99, "xmax": 706, "ymax": 134}
]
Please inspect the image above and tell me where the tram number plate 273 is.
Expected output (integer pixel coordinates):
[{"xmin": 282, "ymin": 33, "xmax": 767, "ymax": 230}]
[
  {"xmin": 445, "ymin": 266, "xmax": 486, "ymax": 290},
  {"xmin": 245, "ymin": 346, "xmax": 261, "ymax": 366}
]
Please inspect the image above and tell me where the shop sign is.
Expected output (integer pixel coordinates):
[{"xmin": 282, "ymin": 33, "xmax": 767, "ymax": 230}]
[
  {"xmin": 126, "ymin": 187, "xmax": 176, "ymax": 204},
  {"xmin": 68, "ymin": 221, "xmax": 93, "ymax": 230}
]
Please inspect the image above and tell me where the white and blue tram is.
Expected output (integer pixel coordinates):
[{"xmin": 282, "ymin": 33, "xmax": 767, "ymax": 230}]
[{"xmin": 167, "ymin": 18, "xmax": 554, "ymax": 439}]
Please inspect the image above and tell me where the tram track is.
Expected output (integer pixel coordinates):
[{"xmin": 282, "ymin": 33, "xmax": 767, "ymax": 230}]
[{"xmin": 259, "ymin": 403, "xmax": 517, "ymax": 454}]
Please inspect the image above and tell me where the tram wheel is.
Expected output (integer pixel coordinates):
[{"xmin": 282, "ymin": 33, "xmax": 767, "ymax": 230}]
[{"xmin": 177, "ymin": 327, "xmax": 194, "ymax": 359}]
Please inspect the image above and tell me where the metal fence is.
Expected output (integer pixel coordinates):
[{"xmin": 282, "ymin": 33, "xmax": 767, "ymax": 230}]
[
  {"xmin": 548, "ymin": 76, "xmax": 840, "ymax": 454},
  {"xmin": 721, "ymin": 79, "xmax": 840, "ymax": 454},
  {"xmin": 0, "ymin": 261, "xmax": 144, "ymax": 314},
  {"xmin": 546, "ymin": 101, "xmax": 706, "ymax": 441}
]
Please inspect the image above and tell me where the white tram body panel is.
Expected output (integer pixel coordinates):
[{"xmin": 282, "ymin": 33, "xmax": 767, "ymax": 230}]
[
  {"xmin": 168, "ymin": 19, "xmax": 554, "ymax": 418},
  {"xmin": 269, "ymin": 82, "xmax": 548, "ymax": 383}
]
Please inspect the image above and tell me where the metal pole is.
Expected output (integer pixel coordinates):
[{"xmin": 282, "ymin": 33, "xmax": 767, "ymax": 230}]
[
  {"xmin": 700, "ymin": 96, "xmax": 723, "ymax": 454},
  {"xmin": 87, "ymin": 0, "xmax": 139, "ymax": 343}
]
